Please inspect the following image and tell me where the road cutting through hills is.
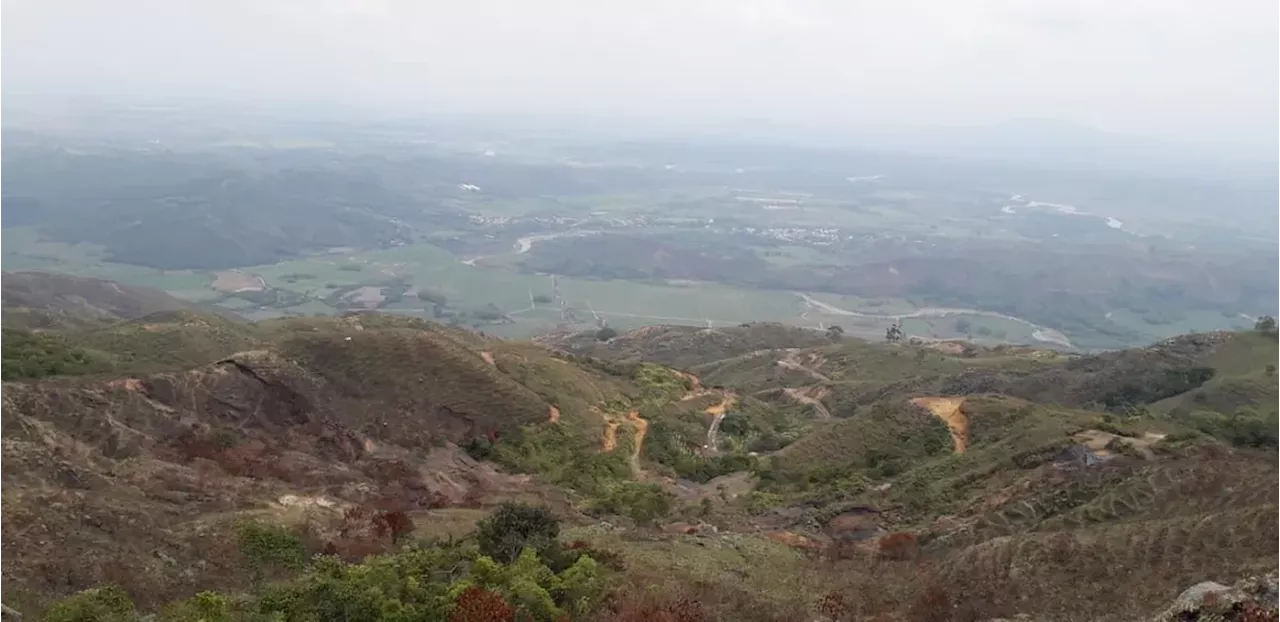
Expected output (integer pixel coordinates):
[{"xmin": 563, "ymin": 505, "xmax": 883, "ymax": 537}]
[
  {"xmin": 598, "ymin": 369, "xmax": 738, "ymax": 471},
  {"xmin": 782, "ymin": 386, "xmax": 832, "ymax": 419},
  {"xmin": 910, "ymin": 396, "xmax": 969, "ymax": 453},
  {"xmin": 598, "ymin": 409, "xmax": 648, "ymax": 478},
  {"xmin": 624, "ymin": 410, "xmax": 648, "ymax": 477},
  {"xmin": 702, "ymin": 392, "xmax": 737, "ymax": 454}
]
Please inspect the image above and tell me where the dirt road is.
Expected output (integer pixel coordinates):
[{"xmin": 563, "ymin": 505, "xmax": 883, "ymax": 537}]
[{"xmin": 782, "ymin": 387, "xmax": 832, "ymax": 419}]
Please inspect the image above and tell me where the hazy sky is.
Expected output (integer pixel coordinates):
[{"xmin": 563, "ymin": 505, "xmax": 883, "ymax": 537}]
[{"xmin": 4, "ymin": 0, "xmax": 1277, "ymax": 146}]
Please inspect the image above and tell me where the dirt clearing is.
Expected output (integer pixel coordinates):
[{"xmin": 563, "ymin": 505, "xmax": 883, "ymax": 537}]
[{"xmin": 211, "ymin": 271, "xmax": 266, "ymax": 293}]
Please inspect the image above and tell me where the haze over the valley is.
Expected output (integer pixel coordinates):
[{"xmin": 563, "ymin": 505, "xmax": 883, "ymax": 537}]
[{"xmin": 4, "ymin": 0, "xmax": 1278, "ymax": 169}]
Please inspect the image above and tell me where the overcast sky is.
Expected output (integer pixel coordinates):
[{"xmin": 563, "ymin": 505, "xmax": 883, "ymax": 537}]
[{"xmin": 3, "ymin": 0, "xmax": 1277, "ymax": 148}]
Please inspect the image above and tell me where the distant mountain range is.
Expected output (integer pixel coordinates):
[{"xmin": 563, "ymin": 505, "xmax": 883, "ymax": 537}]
[{"xmin": 840, "ymin": 118, "xmax": 1278, "ymax": 182}]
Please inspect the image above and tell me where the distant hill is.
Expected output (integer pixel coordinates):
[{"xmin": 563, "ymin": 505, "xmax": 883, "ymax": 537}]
[
  {"xmin": 537, "ymin": 322, "xmax": 837, "ymax": 368},
  {"xmin": 0, "ymin": 149, "xmax": 425, "ymax": 269},
  {"xmin": 2, "ymin": 270, "xmax": 196, "ymax": 329}
]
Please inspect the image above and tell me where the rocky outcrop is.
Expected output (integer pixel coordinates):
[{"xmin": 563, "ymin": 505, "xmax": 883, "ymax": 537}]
[
  {"xmin": 0, "ymin": 331, "xmax": 560, "ymax": 607},
  {"xmin": 1151, "ymin": 570, "xmax": 1278, "ymax": 621}
]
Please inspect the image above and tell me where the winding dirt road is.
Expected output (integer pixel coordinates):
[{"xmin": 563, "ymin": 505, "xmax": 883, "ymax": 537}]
[
  {"xmin": 599, "ymin": 369, "xmax": 739, "ymax": 471},
  {"xmin": 701, "ymin": 393, "xmax": 737, "ymax": 454},
  {"xmin": 782, "ymin": 386, "xmax": 832, "ymax": 419}
]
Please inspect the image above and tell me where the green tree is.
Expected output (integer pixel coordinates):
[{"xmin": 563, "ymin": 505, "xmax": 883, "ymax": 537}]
[
  {"xmin": 885, "ymin": 323, "xmax": 904, "ymax": 343},
  {"xmin": 826, "ymin": 325, "xmax": 844, "ymax": 340},
  {"xmin": 594, "ymin": 327, "xmax": 618, "ymax": 342},
  {"xmin": 452, "ymin": 548, "xmax": 601, "ymax": 621},
  {"xmin": 476, "ymin": 503, "xmax": 561, "ymax": 564},
  {"xmin": 953, "ymin": 318, "xmax": 972, "ymax": 334},
  {"xmin": 1256, "ymin": 315, "xmax": 1277, "ymax": 334}
]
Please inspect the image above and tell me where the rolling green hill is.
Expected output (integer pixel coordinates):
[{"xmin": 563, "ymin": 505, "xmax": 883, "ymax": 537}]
[{"xmin": 1, "ymin": 270, "xmax": 199, "ymax": 330}]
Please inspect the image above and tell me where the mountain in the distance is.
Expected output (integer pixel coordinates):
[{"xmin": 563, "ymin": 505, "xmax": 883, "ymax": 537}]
[
  {"xmin": 846, "ymin": 118, "xmax": 1279, "ymax": 181},
  {"xmin": 1, "ymin": 270, "xmax": 198, "ymax": 329}
]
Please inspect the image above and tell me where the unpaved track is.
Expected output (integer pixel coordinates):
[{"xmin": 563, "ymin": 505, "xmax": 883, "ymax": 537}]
[
  {"xmin": 598, "ymin": 409, "xmax": 650, "ymax": 478},
  {"xmin": 910, "ymin": 397, "xmax": 969, "ymax": 453},
  {"xmin": 702, "ymin": 393, "xmax": 737, "ymax": 453},
  {"xmin": 598, "ymin": 370, "xmax": 737, "ymax": 469},
  {"xmin": 776, "ymin": 349, "xmax": 833, "ymax": 383},
  {"xmin": 624, "ymin": 410, "xmax": 647, "ymax": 477},
  {"xmin": 782, "ymin": 387, "xmax": 832, "ymax": 419}
]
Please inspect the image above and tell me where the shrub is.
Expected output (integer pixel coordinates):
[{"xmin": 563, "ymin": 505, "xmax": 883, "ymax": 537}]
[
  {"xmin": 158, "ymin": 591, "xmax": 234, "ymax": 622},
  {"xmin": 43, "ymin": 586, "xmax": 136, "ymax": 622},
  {"xmin": 465, "ymin": 436, "xmax": 495, "ymax": 460},
  {"xmin": 476, "ymin": 503, "xmax": 561, "ymax": 563},
  {"xmin": 588, "ymin": 482, "xmax": 673, "ymax": 525},
  {"xmin": 234, "ymin": 520, "xmax": 308, "ymax": 584},
  {"xmin": 595, "ymin": 327, "xmax": 619, "ymax": 342}
]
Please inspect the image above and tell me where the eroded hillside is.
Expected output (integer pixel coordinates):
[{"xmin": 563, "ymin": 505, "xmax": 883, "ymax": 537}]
[{"xmin": 2, "ymin": 278, "xmax": 1276, "ymax": 621}]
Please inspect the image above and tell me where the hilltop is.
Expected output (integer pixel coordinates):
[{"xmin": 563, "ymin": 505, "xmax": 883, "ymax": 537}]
[
  {"xmin": 1, "ymin": 271, "xmax": 199, "ymax": 330},
  {"xmin": 537, "ymin": 322, "xmax": 837, "ymax": 368},
  {"xmin": 2, "ymin": 274, "xmax": 1276, "ymax": 621}
]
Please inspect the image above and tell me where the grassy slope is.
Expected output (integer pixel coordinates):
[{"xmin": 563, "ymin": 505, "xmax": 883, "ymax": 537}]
[
  {"xmin": 1151, "ymin": 330, "xmax": 1278, "ymax": 415},
  {"xmin": 1, "ymin": 270, "xmax": 198, "ymax": 330},
  {"xmin": 540, "ymin": 322, "xmax": 837, "ymax": 369}
]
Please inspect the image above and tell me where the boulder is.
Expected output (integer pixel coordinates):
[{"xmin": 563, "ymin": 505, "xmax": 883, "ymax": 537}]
[{"xmin": 1152, "ymin": 570, "xmax": 1279, "ymax": 621}]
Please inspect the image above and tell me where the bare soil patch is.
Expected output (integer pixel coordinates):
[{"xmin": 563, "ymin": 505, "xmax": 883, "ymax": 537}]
[{"xmin": 211, "ymin": 271, "xmax": 266, "ymax": 293}]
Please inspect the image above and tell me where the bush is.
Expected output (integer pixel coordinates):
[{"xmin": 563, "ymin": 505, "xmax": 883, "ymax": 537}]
[
  {"xmin": 476, "ymin": 503, "xmax": 561, "ymax": 564},
  {"xmin": 588, "ymin": 482, "xmax": 673, "ymax": 525},
  {"xmin": 43, "ymin": 586, "xmax": 136, "ymax": 622},
  {"xmin": 464, "ymin": 436, "xmax": 495, "ymax": 460},
  {"xmin": 44, "ymin": 517, "xmax": 609, "ymax": 622},
  {"xmin": 595, "ymin": 327, "xmax": 618, "ymax": 342},
  {"xmin": 1185, "ymin": 409, "xmax": 1280, "ymax": 448},
  {"xmin": 158, "ymin": 591, "xmax": 234, "ymax": 622},
  {"xmin": 234, "ymin": 520, "xmax": 308, "ymax": 584}
]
